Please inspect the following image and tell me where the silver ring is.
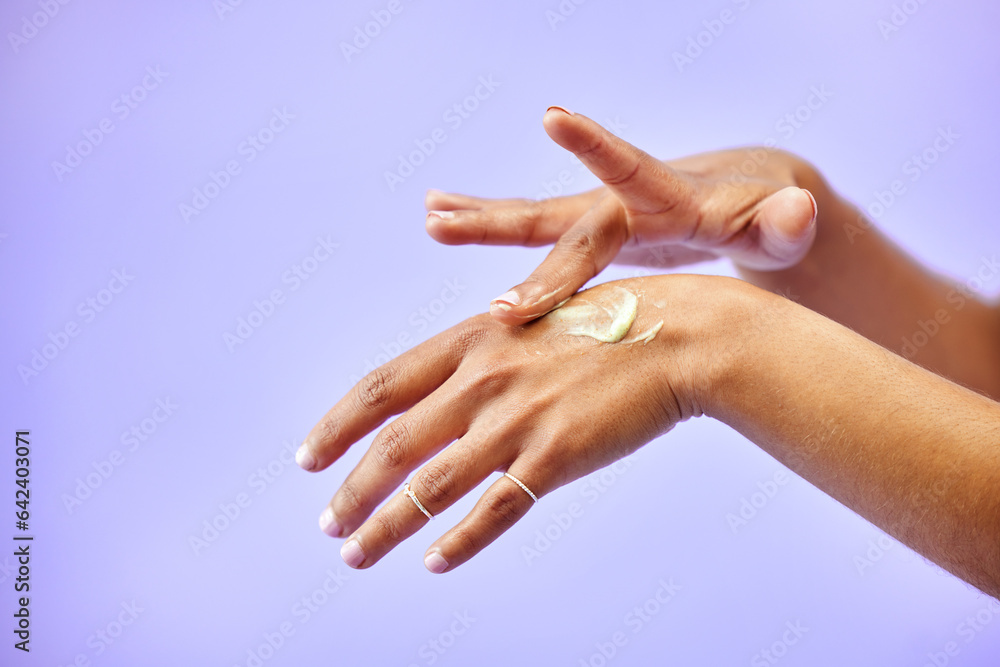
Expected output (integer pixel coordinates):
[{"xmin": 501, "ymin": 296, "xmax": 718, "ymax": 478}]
[
  {"xmin": 403, "ymin": 482, "xmax": 434, "ymax": 520},
  {"xmin": 504, "ymin": 472, "xmax": 538, "ymax": 503}
]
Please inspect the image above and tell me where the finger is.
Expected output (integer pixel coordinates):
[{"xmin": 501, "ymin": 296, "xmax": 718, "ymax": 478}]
[
  {"xmin": 425, "ymin": 190, "xmax": 532, "ymax": 212},
  {"xmin": 337, "ymin": 426, "xmax": 513, "ymax": 569},
  {"xmin": 422, "ymin": 465, "xmax": 543, "ymax": 573},
  {"xmin": 426, "ymin": 200, "xmax": 571, "ymax": 247},
  {"xmin": 297, "ymin": 322, "xmax": 481, "ymax": 473},
  {"xmin": 320, "ymin": 377, "xmax": 471, "ymax": 538},
  {"xmin": 426, "ymin": 188, "xmax": 604, "ymax": 214},
  {"xmin": 732, "ymin": 186, "xmax": 817, "ymax": 270},
  {"xmin": 425, "ymin": 190, "xmax": 604, "ymax": 247},
  {"xmin": 543, "ymin": 106, "xmax": 698, "ymax": 220},
  {"xmin": 488, "ymin": 195, "xmax": 627, "ymax": 325}
]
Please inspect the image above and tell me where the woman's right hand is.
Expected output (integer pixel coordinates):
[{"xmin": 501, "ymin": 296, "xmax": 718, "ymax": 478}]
[{"xmin": 425, "ymin": 107, "xmax": 821, "ymax": 325}]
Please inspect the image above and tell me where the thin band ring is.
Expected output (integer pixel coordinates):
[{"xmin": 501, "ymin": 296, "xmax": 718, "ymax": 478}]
[
  {"xmin": 504, "ymin": 472, "xmax": 538, "ymax": 503},
  {"xmin": 403, "ymin": 482, "xmax": 434, "ymax": 520}
]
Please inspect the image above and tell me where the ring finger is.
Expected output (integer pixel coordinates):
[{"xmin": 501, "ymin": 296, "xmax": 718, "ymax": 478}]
[{"xmin": 338, "ymin": 423, "xmax": 522, "ymax": 569}]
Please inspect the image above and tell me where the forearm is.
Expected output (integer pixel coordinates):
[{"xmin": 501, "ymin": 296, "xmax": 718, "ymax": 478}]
[
  {"xmin": 697, "ymin": 280, "xmax": 1000, "ymax": 597},
  {"xmin": 738, "ymin": 162, "xmax": 1000, "ymax": 399}
]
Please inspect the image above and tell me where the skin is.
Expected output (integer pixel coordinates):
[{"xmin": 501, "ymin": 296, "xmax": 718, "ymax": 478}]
[
  {"xmin": 298, "ymin": 108, "xmax": 1000, "ymax": 597},
  {"xmin": 425, "ymin": 107, "xmax": 1000, "ymax": 398}
]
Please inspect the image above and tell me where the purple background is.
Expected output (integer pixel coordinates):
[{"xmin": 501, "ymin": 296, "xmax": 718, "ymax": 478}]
[{"xmin": 3, "ymin": 0, "xmax": 1000, "ymax": 665}]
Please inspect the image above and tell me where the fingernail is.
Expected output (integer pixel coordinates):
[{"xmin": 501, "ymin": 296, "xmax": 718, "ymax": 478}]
[
  {"xmin": 424, "ymin": 551, "xmax": 449, "ymax": 574},
  {"xmin": 427, "ymin": 210, "xmax": 455, "ymax": 220},
  {"xmin": 547, "ymin": 105, "xmax": 575, "ymax": 116},
  {"xmin": 803, "ymin": 189, "xmax": 818, "ymax": 224},
  {"xmin": 341, "ymin": 539, "xmax": 365, "ymax": 568},
  {"xmin": 319, "ymin": 507, "xmax": 343, "ymax": 538},
  {"xmin": 295, "ymin": 443, "xmax": 316, "ymax": 471},
  {"xmin": 426, "ymin": 188, "xmax": 445, "ymax": 197},
  {"xmin": 491, "ymin": 290, "xmax": 521, "ymax": 307}
]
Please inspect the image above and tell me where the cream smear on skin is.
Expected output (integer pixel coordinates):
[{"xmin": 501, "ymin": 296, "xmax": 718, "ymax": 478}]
[{"xmin": 546, "ymin": 286, "xmax": 663, "ymax": 345}]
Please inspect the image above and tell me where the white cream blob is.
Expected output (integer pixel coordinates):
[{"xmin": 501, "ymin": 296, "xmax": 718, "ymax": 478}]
[
  {"xmin": 546, "ymin": 286, "xmax": 640, "ymax": 343},
  {"xmin": 623, "ymin": 320, "xmax": 664, "ymax": 345}
]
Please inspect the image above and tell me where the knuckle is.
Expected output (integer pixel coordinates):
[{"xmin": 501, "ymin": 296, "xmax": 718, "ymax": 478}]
[
  {"xmin": 355, "ymin": 366, "xmax": 395, "ymax": 412},
  {"xmin": 447, "ymin": 524, "xmax": 481, "ymax": 555},
  {"xmin": 604, "ymin": 159, "xmax": 642, "ymax": 187},
  {"xmin": 556, "ymin": 229, "xmax": 597, "ymax": 258},
  {"xmin": 335, "ymin": 480, "xmax": 365, "ymax": 517},
  {"xmin": 467, "ymin": 358, "xmax": 511, "ymax": 397},
  {"xmin": 369, "ymin": 511, "xmax": 403, "ymax": 545},
  {"xmin": 577, "ymin": 134, "xmax": 606, "ymax": 160},
  {"xmin": 371, "ymin": 420, "xmax": 411, "ymax": 472},
  {"xmin": 484, "ymin": 486, "xmax": 525, "ymax": 529},
  {"xmin": 317, "ymin": 417, "xmax": 338, "ymax": 447},
  {"xmin": 526, "ymin": 199, "xmax": 548, "ymax": 225},
  {"xmin": 456, "ymin": 315, "xmax": 492, "ymax": 348},
  {"xmin": 416, "ymin": 462, "xmax": 456, "ymax": 508}
]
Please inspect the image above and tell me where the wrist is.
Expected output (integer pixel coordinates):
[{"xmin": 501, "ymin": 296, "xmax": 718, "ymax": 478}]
[
  {"xmin": 677, "ymin": 276, "xmax": 788, "ymax": 423},
  {"xmin": 628, "ymin": 274, "xmax": 774, "ymax": 422}
]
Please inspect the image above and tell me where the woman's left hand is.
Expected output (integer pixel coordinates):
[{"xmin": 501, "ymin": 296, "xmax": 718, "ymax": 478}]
[{"xmin": 297, "ymin": 275, "xmax": 735, "ymax": 572}]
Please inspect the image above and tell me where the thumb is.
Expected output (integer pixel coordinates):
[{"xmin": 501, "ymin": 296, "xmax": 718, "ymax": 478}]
[
  {"xmin": 489, "ymin": 196, "xmax": 626, "ymax": 325},
  {"xmin": 740, "ymin": 187, "xmax": 817, "ymax": 270},
  {"xmin": 543, "ymin": 106, "xmax": 696, "ymax": 220}
]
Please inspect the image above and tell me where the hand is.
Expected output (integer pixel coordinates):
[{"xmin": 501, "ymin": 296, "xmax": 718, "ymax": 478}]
[
  {"xmin": 425, "ymin": 107, "xmax": 818, "ymax": 325},
  {"xmin": 296, "ymin": 275, "xmax": 732, "ymax": 572}
]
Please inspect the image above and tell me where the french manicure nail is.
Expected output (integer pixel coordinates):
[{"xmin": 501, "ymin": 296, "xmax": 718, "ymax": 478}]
[
  {"xmin": 424, "ymin": 551, "xmax": 449, "ymax": 574},
  {"xmin": 295, "ymin": 443, "xmax": 316, "ymax": 471},
  {"xmin": 547, "ymin": 105, "xmax": 575, "ymax": 116},
  {"xmin": 319, "ymin": 507, "xmax": 343, "ymax": 538},
  {"xmin": 341, "ymin": 539, "xmax": 365, "ymax": 568},
  {"xmin": 492, "ymin": 290, "xmax": 521, "ymax": 307},
  {"xmin": 427, "ymin": 210, "xmax": 455, "ymax": 220}
]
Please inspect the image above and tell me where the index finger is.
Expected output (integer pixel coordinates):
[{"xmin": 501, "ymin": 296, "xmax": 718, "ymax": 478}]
[
  {"xmin": 543, "ymin": 106, "xmax": 697, "ymax": 220},
  {"xmin": 296, "ymin": 320, "xmax": 486, "ymax": 472}
]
